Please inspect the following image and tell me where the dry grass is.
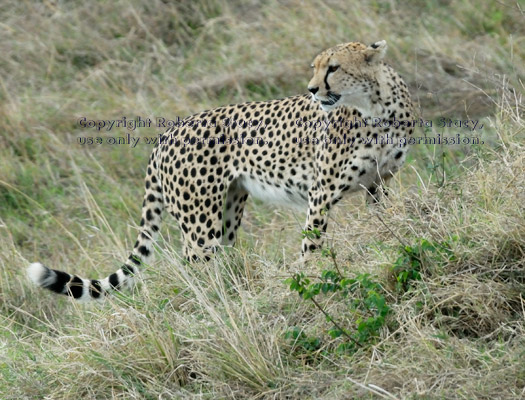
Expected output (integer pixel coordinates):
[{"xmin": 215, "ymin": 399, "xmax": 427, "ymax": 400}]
[{"xmin": 1, "ymin": 0, "xmax": 524, "ymax": 398}]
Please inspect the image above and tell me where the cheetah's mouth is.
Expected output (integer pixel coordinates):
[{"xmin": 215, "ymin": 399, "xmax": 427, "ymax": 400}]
[{"xmin": 319, "ymin": 92, "xmax": 341, "ymax": 107}]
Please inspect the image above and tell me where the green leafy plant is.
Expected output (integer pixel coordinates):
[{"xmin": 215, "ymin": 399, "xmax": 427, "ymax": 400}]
[
  {"xmin": 301, "ymin": 228, "xmax": 321, "ymax": 240},
  {"xmin": 283, "ymin": 327, "xmax": 322, "ymax": 354},
  {"xmin": 392, "ymin": 237, "xmax": 456, "ymax": 292},
  {"xmin": 285, "ymin": 250, "xmax": 390, "ymax": 354}
]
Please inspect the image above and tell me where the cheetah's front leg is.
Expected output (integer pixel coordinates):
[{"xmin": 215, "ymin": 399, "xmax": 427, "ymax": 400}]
[
  {"xmin": 301, "ymin": 185, "xmax": 335, "ymax": 260},
  {"xmin": 365, "ymin": 174, "xmax": 393, "ymax": 206}
]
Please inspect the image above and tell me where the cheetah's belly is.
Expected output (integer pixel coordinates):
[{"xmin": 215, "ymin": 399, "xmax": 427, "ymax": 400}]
[{"xmin": 239, "ymin": 175, "xmax": 308, "ymax": 211}]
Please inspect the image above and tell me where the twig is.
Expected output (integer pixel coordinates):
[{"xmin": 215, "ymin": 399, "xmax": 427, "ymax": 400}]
[
  {"xmin": 374, "ymin": 213, "xmax": 409, "ymax": 249},
  {"xmin": 329, "ymin": 248, "xmax": 343, "ymax": 277},
  {"xmin": 308, "ymin": 296, "xmax": 362, "ymax": 348}
]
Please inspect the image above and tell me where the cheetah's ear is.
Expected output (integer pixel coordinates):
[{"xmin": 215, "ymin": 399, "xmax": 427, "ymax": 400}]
[{"xmin": 363, "ymin": 40, "xmax": 387, "ymax": 63}]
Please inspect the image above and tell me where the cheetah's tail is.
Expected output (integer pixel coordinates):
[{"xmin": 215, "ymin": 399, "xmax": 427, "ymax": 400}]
[
  {"xmin": 26, "ymin": 151, "xmax": 164, "ymax": 301},
  {"xmin": 26, "ymin": 260, "xmax": 142, "ymax": 301}
]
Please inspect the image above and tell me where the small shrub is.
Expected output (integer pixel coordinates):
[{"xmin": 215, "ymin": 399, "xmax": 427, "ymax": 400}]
[
  {"xmin": 285, "ymin": 249, "xmax": 390, "ymax": 354},
  {"xmin": 392, "ymin": 237, "xmax": 456, "ymax": 292}
]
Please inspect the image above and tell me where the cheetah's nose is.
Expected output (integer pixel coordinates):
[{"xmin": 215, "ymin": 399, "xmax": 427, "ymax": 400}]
[{"xmin": 308, "ymin": 87, "xmax": 319, "ymax": 95}]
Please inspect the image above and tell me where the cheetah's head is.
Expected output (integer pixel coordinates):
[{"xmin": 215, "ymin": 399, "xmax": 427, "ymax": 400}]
[{"xmin": 308, "ymin": 40, "xmax": 387, "ymax": 112}]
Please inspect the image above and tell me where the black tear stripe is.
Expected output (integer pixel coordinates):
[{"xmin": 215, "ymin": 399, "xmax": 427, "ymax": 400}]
[{"xmin": 324, "ymin": 69, "xmax": 331, "ymax": 91}]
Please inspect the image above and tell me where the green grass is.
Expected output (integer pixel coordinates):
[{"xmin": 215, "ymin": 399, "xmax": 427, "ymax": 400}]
[{"xmin": 1, "ymin": 0, "xmax": 524, "ymax": 398}]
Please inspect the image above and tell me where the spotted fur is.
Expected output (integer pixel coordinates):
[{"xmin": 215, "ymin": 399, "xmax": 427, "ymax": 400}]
[{"xmin": 28, "ymin": 40, "xmax": 414, "ymax": 300}]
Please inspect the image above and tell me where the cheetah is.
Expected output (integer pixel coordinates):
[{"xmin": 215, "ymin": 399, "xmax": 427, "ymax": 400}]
[{"xmin": 28, "ymin": 40, "xmax": 414, "ymax": 300}]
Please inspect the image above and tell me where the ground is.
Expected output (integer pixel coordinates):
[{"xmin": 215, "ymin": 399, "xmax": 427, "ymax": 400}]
[{"xmin": 0, "ymin": 1, "xmax": 524, "ymax": 399}]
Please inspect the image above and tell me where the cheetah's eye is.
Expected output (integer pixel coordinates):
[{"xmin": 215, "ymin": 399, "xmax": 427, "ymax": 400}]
[
  {"xmin": 310, "ymin": 64, "xmax": 314, "ymax": 69},
  {"xmin": 327, "ymin": 65, "xmax": 339, "ymax": 73}
]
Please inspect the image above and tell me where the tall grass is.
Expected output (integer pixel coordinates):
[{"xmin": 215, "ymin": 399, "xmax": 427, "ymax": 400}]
[{"xmin": 0, "ymin": 0, "xmax": 524, "ymax": 398}]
